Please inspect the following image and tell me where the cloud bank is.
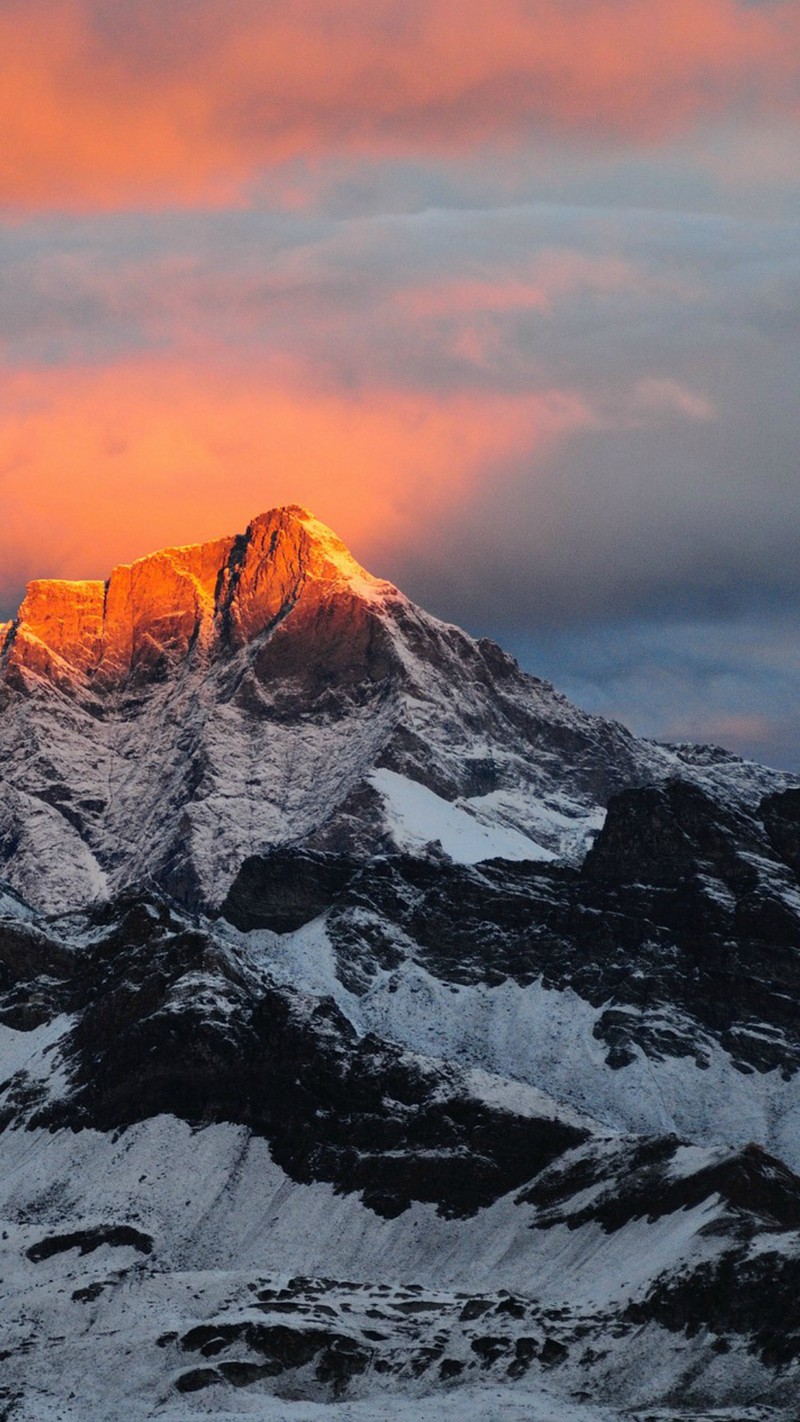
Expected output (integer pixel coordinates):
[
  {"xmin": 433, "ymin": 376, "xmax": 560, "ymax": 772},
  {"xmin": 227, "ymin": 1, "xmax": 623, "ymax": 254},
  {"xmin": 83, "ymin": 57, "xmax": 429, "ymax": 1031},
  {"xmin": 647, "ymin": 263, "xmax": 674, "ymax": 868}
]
[{"xmin": 3, "ymin": 1, "xmax": 800, "ymax": 211}]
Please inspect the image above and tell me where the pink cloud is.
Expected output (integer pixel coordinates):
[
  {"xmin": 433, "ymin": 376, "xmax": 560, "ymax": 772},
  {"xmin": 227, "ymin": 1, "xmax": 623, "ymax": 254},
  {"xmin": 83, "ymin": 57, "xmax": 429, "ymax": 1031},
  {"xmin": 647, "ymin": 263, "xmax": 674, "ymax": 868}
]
[
  {"xmin": 402, "ymin": 253, "xmax": 638, "ymax": 320},
  {"xmin": 2, "ymin": 0, "xmax": 800, "ymax": 212}
]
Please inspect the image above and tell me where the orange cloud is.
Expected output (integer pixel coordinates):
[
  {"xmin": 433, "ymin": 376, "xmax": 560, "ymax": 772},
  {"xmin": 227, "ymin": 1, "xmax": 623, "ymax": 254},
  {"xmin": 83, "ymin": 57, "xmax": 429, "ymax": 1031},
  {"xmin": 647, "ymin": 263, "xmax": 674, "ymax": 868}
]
[
  {"xmin": 2, "ymin": 0, "xmax": 800, "ymax": 212},
  {"xmin": 0, "ymin": 356, "xmax": 592, "ymax": 602}
]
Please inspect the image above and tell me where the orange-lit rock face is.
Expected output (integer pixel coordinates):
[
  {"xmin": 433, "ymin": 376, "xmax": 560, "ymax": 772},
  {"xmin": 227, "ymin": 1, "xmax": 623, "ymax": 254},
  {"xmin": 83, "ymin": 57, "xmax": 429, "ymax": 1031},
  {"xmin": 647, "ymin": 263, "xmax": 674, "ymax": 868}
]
[
  {"xmin": 17, "ymin": 579, "xmax": 105, "ymax": 662},
  {"xmin": 249, "ymin": 586, "xmax": 398, "ymax": 711},
  {"xmin": 1, "ymin": 507, "xmax": 385, "ymax": 691},
  {"xmin": 10, "ymin": 579, "xmax": 105, "ymax": 684},
  {"xmin": 219, "ymin": 505, "xmax": 378, "ymax": 648},
  {"xmin": 96, "ymin": 537, "xmax": 234, "ymax": 685}
]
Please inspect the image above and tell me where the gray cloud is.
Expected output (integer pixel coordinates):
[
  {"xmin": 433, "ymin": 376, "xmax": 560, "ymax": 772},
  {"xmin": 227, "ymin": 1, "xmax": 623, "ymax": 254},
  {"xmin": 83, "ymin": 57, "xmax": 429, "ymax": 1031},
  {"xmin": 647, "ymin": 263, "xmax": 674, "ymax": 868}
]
[{"xmin": 502, "ymin": 615, "xmax": 800, "ymax": 772}]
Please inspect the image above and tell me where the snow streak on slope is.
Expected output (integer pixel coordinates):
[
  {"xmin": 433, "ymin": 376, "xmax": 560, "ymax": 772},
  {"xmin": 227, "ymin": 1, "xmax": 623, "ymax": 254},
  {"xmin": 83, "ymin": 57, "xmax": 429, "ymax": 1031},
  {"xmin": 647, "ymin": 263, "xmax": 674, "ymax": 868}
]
[
  {"xmin": 368, "ymin": 768, "xmax": 556, "ymax": 863},
  {"xmin": 235, "ymin": 918, "xmax": 800, "ymax": 1173}
]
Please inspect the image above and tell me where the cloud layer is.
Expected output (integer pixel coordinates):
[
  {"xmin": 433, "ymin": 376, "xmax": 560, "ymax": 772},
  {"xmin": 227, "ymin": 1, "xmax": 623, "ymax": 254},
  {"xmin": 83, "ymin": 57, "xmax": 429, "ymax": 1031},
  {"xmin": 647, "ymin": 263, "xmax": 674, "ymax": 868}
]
[
  {"xmin": 1, "ymin": 2, "xmax": 799, "ymax": 768},
  {"xmin": 3, "ymin": 0, "xmax": 800, "ymax": 211}
]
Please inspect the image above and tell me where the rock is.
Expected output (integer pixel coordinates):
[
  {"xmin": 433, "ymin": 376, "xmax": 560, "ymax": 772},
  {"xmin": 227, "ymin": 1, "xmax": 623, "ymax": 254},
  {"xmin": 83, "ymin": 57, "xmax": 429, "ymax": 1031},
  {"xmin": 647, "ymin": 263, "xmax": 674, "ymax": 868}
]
[
  {"xmin": 220, "ymin": 848, "xmax": 356, "ymax": 932},
  {"xmin": 760, "ymin": 787, "xmax": 800, "ymax": 879},
  {"xmin": 582, "ymin": 778, "xmax": 767, "ymax": 886},
  {"xmin": 26, "ymin": 1226, "xmax": 153, "ymax": 1262}
]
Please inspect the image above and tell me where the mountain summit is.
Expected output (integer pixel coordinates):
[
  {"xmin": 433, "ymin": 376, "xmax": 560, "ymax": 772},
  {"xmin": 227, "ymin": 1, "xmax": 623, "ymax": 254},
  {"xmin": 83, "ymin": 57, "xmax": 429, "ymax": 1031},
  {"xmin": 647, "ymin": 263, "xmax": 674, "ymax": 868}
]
[
  {"xmin": 1, "ymin": 506, "xmax": 387, "ymax": 689},
  {"xmin": 0, "ymin": 506, "xmax": 787, "ymax": 912}
]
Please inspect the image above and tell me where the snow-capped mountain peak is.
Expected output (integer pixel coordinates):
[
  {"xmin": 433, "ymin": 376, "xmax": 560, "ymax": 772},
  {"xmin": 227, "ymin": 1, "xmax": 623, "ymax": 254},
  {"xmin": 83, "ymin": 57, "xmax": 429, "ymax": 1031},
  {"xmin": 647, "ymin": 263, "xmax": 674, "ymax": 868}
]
[
  {"xmin": 0, "ymin": 506, "xmax": 792, "ymax": 913},
  {"xmin": 3, "ymin": 506, "xmax": 800, "ymax": 1420}
]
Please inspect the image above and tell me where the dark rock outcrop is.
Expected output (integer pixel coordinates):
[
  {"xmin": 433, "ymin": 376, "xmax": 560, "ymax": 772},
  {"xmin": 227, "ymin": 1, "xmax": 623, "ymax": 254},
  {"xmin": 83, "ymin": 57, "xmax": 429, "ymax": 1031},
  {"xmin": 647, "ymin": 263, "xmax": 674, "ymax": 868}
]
[
  {"xmin": 20, "ymin": 895, "xmax": 586, "ymax": 1218},
  {"xmin": 221, "ymin": 849, "xmax": 357, "ymax": 933}
]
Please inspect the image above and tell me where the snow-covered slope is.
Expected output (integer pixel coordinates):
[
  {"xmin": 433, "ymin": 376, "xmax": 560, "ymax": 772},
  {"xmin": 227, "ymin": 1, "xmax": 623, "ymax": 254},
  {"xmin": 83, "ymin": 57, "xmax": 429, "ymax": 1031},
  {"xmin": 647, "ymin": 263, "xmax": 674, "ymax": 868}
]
[
  {"xmin": 2, "ymin": 1117, "xmax": 799, "ymax": 1422},
  {"xmin": 2, "ymin": 894, "xmax": 800, "ymax": 1420},
  {"xmin": 0, "ymin": 505, "xmax": 790, "ymax": 912},
  {"xmin": 218, "ymin": 776, "xmax": 800, "ymax": 1166}
]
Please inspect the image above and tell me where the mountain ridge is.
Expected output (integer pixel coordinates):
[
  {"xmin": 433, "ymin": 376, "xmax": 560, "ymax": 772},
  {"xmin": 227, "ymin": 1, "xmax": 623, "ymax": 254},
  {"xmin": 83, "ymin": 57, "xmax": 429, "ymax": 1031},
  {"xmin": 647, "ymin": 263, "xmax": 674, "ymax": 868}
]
[
  {"xmin": 0, "ymin": 506, "xmax": 393, "ymax": 691},
  {"xmin": 0, "ymin": 505, "xmax": 791, "ymax": 915}
]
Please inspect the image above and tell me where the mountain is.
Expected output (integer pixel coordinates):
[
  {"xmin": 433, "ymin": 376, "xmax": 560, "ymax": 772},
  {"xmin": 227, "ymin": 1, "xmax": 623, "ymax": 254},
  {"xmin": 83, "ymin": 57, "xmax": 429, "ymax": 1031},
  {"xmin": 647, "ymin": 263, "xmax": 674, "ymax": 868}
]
[
  {"xmin": 0, "ymin": 505, "xmax": 788, "ymax": 914},
  {"xmin": 2, "ymin": 506, "xmax": 800, "ymax": 1421}
]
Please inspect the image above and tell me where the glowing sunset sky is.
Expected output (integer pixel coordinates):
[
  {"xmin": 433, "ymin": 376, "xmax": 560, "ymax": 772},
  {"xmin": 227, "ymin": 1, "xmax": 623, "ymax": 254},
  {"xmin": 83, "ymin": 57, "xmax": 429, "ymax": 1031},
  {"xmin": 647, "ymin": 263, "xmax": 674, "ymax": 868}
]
[{"xmin": 2, "ymin": 0, "xmax": 800, "ymax": 765}]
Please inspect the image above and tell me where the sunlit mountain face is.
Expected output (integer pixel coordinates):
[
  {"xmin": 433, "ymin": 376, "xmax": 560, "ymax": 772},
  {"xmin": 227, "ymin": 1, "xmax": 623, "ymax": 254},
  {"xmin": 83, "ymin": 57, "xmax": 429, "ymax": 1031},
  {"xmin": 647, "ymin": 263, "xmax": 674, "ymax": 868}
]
[{"xmin": 1, "ymin": 0, "xmax": 800, "ymax": 765}]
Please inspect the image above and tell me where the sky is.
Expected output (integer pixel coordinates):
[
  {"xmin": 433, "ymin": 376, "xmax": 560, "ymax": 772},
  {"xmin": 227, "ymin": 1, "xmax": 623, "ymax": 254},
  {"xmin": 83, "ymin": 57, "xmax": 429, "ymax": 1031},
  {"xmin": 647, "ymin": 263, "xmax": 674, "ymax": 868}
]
[{"xmin": 1, "ymin": 0, "xmax": 799, "ymax": 768}]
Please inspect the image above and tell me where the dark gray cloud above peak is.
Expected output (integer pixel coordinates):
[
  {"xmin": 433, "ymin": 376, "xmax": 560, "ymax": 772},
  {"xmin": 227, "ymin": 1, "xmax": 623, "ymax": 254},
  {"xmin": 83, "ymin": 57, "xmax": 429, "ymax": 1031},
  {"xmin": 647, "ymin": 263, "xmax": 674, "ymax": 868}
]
[{"xmin": 383, "ymin": 382, "xmax": 800, "ymax": 624}]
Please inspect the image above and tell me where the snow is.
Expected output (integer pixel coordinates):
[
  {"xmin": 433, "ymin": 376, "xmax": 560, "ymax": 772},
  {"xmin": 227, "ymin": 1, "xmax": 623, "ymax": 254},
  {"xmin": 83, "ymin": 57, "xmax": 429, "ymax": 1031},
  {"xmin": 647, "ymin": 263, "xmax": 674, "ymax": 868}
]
[
  {"xmin": 0, "ymin": 878, "xmax": 37, "ymax": 919},
  {"xmin": 292, "ymin": 508, "xmax": 399, "ymax": 605},
  {"xmin": 465, "ymin": 787, "xmax": 607, "ymax": 860},
  {"xmin": 666, "ymin": 1143, "xmax": 732, "ymax": 1180},
  {"xmin": 150, "ymin": 1386, "xmax": 619, "ymax": 1422},
  {"xmin": 0, "ymin": 1015, "xmax": 72, "ymax": 1101},
  {"xmin": 461, "ymin": 1066, "xmax": 598, "ymax": 1131},
  {"xmin": 354, "ymin": 971, "xmax": 800, "ymax": 1173},
  {"xmin": 369, "ymin": 768, "xmax": 556, "ymax": 864},
  {"xmin": 253, "ymin": 913, "xmax": 341, "ymax": 992},
  {"xmin": 235, "ymin": 921, "xmax": 800, "ymax": 1174},
  {"xmin": 0, "ymin": 1118, "xmax": 755, "ymax": 1420}
]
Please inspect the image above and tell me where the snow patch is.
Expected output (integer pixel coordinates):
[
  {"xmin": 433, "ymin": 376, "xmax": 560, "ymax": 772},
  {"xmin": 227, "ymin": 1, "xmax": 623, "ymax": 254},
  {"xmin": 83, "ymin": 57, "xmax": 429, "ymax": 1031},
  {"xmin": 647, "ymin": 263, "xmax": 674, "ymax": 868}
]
[{"xmin": 370, "ymin": 768, "xmax": 555, "ymax": 865}]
